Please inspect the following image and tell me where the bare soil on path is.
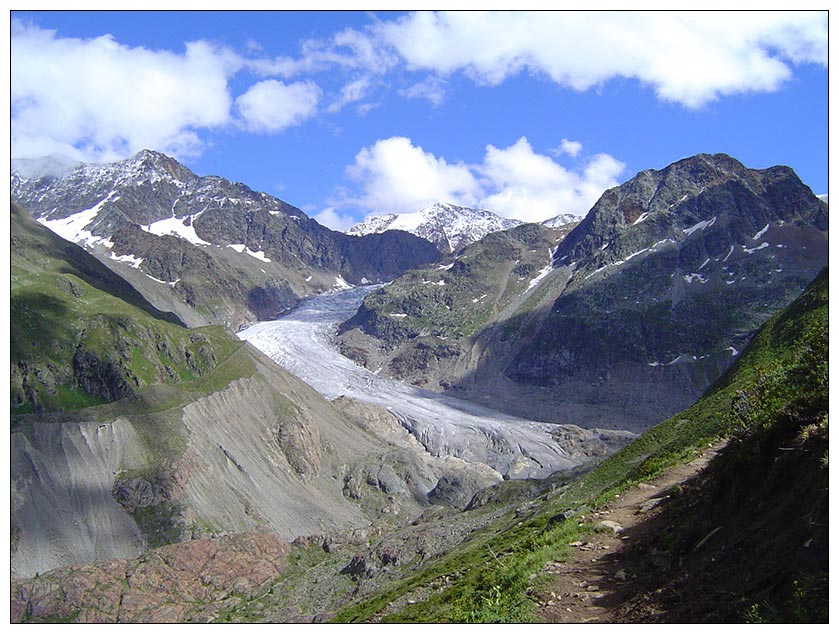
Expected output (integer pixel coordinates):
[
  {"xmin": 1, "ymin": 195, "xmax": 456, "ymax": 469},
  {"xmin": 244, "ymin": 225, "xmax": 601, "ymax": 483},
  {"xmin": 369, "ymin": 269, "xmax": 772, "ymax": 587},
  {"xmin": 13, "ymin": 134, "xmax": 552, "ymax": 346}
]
[{"xmin": 535, "ymin": 440, "xmax": 728, "ymax": 623}]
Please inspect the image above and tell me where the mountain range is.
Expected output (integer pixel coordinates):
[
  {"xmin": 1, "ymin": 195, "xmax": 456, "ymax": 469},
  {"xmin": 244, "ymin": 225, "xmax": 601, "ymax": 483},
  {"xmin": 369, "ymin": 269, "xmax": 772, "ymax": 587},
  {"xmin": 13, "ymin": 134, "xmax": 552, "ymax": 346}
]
[
  {"xmin": 12, "ymin": 150, "xmax": 441, "ymax": 330},
  {"xmin": 9, "ymin": 149, "xmax": 829, "ymax": 623}
]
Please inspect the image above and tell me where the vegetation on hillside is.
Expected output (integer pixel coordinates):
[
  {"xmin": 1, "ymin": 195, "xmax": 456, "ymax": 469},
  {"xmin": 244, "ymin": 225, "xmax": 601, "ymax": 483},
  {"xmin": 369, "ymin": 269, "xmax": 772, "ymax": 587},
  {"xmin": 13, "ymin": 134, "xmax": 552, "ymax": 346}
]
[
  {"xmin": 331, "ymin": 267, "xmax": 828, "ymax": 623},
  {"xmin": 10, "ymin": 202, "xmax": 242, "ymax": 414}
]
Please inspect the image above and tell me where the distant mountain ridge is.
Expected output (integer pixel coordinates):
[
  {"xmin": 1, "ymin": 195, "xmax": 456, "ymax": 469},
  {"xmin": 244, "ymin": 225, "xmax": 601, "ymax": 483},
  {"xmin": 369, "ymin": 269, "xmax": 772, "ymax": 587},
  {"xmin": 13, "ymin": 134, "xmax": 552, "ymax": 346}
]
[
  {"xmin": 12, "ymin": 150, "xmax": 440, "ymax": 329},
  {"xmin": 346, "ymin": 202, "xmax": 524, "ymax": 253}
]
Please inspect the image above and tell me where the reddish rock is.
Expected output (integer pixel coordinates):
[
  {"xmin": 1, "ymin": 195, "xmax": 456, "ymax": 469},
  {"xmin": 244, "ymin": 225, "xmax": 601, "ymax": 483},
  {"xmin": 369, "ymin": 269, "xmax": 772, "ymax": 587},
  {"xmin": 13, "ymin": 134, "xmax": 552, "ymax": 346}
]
[{"xmin": 11, "ymin": 533, "xmax": 290, "ymax": 623}]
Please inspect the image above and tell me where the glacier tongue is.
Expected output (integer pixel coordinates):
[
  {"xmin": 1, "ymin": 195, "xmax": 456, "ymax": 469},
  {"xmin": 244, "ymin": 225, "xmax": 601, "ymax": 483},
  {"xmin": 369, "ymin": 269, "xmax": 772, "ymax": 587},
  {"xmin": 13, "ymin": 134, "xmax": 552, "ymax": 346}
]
[{"xmin": 239, "ymin": 287, "xmax": 633, "ymax": 479}]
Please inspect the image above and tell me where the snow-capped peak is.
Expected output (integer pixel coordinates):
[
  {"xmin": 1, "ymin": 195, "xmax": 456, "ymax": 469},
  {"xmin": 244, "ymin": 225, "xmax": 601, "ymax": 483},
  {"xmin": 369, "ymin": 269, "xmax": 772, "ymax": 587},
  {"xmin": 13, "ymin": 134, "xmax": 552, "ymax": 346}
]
[
  {"xmin": 346, "ymin": 202, "xmax": 523, "ymax": 253},
  {"xmin": 542, "ymin": 212, "xmax": 581, "ymax": 228}
]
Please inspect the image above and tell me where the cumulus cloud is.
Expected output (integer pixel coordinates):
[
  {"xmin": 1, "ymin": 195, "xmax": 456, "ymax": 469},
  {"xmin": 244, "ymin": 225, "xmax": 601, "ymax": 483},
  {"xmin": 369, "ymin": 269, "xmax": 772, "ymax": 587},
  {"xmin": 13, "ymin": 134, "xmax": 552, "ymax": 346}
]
[
  {"xmin": 314, "ymin": 206, "xmax": 359, "ymax": 231},
  {"xmin": 345, "ymin": 136, "xmax": 482, "ymax": 213},
  {"xmin": 341, "ymin": 136, "xmax": 624, "ymax": 222},
  {"xmin": 10, "ymin": 22, "xmax": 324, "ymax": 162},
  {"xmin": 11, "ymin": 21, "xmax": 239, "ymax": 162},
  {"xmin": 477, "ymin": 137, "xmax": 624, "ymax": 222},
  {"xmin": 236, "ymin": 79, "xmax": 321, "ymax": 133},
  {"xmin": 375, "ymin": 11, "xmax": 828, "ymax": 108}
]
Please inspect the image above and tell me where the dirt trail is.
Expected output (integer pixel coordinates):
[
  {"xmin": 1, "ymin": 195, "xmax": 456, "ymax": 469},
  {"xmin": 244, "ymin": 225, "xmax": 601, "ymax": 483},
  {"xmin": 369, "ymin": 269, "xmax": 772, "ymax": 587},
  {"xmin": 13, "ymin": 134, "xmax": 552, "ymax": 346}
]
[{"xmin": 535, "ymin": 440, "xmax": 728, "ymax": 623}]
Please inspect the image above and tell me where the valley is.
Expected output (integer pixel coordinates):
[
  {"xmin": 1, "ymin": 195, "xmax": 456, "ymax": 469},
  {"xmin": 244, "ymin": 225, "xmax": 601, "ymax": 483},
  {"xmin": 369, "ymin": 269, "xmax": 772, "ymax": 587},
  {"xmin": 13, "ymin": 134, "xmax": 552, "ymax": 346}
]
[
  {"xmin": 9, "ymin": 150, "xmax": 828, "ymax": 624},
  {"xmin": 238, "ymin": 286, "xmax": 634, "ymax": 479}
]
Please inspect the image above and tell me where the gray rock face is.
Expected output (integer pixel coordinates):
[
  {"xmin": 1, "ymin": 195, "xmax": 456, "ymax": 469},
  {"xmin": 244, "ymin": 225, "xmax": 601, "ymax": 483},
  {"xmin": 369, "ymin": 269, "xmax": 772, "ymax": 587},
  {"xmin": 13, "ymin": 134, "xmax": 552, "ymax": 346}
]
[
  {"xmin": 11, "ymin": 345, "xmax": 454, "ymax": 578},
  {"xmin": 507, "ymin": 154, "xmax": 828, "ymax": 418}
]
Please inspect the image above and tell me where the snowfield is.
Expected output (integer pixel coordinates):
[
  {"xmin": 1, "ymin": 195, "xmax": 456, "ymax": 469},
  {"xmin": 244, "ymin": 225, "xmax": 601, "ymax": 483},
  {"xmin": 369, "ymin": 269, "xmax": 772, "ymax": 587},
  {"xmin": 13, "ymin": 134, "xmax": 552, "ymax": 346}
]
[{"xmin": 238, "ymin": 287, "xmax": 633, "ymax": 479}]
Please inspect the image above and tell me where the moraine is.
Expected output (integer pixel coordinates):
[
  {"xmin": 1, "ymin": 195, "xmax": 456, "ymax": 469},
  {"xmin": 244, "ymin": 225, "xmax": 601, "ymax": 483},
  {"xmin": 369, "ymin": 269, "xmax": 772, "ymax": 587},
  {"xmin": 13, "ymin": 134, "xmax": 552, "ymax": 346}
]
[{"xmin": 238, "ymin": 286, "xmax": 634, "ymax": 480}]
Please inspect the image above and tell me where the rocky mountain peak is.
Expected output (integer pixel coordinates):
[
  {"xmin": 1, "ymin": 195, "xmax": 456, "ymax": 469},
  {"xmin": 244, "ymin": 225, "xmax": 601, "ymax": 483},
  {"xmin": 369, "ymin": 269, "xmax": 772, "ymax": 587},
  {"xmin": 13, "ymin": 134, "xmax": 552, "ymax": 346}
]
[
  {"xmin": 554, "ymin": 152, "xmax": 827, "ymax": 270},
  {"xmin": 347, "ymin": 202, "xmax": 523, "ymax": 253},
  {"xmin": 126, "ymin": 149, "xmax": 199, "ymax": 185}
]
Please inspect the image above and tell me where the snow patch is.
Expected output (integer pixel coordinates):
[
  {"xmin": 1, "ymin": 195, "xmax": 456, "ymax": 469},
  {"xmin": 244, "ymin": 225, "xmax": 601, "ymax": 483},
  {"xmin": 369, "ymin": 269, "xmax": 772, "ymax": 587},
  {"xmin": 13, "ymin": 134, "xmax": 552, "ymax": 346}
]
[
  {"xmin": 37, "ymin": 194, "xmax": 116, "ymax": 248},
  {"xmin": 683, "ymin": 273, "xmax": 708, "ymax": 284},
  {"xmin": 648, "ymin": 353, "xmax": 699, "ymax": 367},
  {"xmin": 228, "ymin": 243, "xmax": 271, "ymax": 261},
  {"xmin": 683, "ymin": 216, "xmax": 716, "ymax": 237},
  {"xmin": 245, "ymin": 249, "xmax": 271, "ymax": 262},
  {"xmin": 723, "ymin": 245, "xmax": 735, "ymax": 262},
  {"xmin": 632, "ymin": 212, "xmax": 650, "ymax": 225},
  {"xmin": 743, "ymin": 242, "xmax": 769, "ymax": 254},
  {"xmin": 333, "ymin": 276, "xmax": 353, "ymax": 290},
  {"xmin": 527, "ymin": 263, "xmax": 553, "ymax": 291},
  {"xmin": 753, "ymin": 223, "xmax": 770, "ymax": 240},
  {"xmin": 142, "ymin": 215, "xmax": 210, "ymax": 246},
  {"xmin": 109, "ymin": 253, "xmax": 143, "ymax": 268}
]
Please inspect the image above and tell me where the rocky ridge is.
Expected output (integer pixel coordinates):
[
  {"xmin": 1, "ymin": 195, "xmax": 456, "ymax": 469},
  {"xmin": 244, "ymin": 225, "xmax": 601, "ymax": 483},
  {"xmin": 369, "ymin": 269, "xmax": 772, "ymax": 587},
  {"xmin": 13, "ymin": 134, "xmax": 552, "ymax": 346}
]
[{"xmin": 12, "ymin": 150, "xmax": 441, "ymax": 330}]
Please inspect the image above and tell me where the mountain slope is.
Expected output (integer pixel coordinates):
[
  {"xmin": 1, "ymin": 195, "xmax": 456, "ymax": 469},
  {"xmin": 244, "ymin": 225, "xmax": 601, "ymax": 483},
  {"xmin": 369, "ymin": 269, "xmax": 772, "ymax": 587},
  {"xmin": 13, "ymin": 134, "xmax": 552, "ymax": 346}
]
[
  {"xmin": 337, "ymin": 221, "xmax": 578, "ymax": 387},
  {"xmin": 11, "ymin": 201, "xmax": 233, "ymax": 412},
  {"xmin": 347, "ymin": 202, "xmax": 524, "ymax": 254},
  {"xmin": 12, "ymin": 150, "xmax": 441, "ymax": 329},
  {"xmin": 337, "ymin": 154, "xmax": 828, "ymax": 431},
  {"xmin": 8, "ymin": 204, "xmax": 491, "ymax": 581},
  {"xmin": 9, "ymin": 233, "xmax": 828, "ymax": 623}
]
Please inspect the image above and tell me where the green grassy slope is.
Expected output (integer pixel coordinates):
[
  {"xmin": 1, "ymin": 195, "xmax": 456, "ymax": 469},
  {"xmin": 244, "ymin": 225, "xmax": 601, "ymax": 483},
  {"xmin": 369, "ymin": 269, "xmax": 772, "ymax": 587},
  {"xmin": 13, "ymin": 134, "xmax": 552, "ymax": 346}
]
[
  {"xmin": 331, "ymin": 267, "xmax": 828, "ymax": 623},
  {"xmin": 10, "ymin": 202, "xmax": 242, "ymax": 413}
]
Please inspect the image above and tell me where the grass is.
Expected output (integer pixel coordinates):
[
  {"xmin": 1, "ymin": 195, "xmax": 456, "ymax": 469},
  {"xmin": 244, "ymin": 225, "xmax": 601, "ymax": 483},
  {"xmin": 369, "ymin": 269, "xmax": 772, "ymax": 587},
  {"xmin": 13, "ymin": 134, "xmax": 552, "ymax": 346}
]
[{"xmin": 11, "ymin": 202, "xmax": 246, "ymax": 414}]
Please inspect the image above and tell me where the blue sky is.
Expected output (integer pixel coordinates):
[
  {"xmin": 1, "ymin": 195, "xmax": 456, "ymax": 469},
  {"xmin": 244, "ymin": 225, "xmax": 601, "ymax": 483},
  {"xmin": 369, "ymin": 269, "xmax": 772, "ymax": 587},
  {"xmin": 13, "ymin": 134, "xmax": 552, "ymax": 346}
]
[{"xmin": 10, "ymin": 9, "xmax": 828, "ymax": 229}]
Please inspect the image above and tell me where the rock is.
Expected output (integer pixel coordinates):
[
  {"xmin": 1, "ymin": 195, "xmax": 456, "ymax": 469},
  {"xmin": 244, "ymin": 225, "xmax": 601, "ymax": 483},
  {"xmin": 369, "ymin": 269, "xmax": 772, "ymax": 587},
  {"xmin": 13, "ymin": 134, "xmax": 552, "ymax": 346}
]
[
  {"xmin": 340, "ymin": 554, "xmax": 377, "ymax": 579},
  {"xmin": 638, "ymin": 496, "xmax": 669, "ymax": 513},
  {"xmin": 597, "ymin": 520, "xmax": 623, "ymax": 534},
  {"xmin": 11, "ymin": 533, "xmax": 289, "ymax": 623},
  {"xmin": 428, "ymin": 469, "xmax": 501, "ymax": 510}
]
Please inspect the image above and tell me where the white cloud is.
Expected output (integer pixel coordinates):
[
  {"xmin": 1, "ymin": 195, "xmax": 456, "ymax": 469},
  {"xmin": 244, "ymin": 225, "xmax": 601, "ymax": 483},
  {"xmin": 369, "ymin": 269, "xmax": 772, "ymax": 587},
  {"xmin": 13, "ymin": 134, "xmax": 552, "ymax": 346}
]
[
  {"xmin": 247, "ymin": 27, "xmax": 396, "ymax": 78},
  {"xmin": 340, "ymin": 136, "xmax": 624, "ymax": 222},
  {"xmin": 554, "ymin": 138, "xmax": 582, "ymax": 158},
  {"xmin": 376, "ymin": 11, "xmax": 828, "ymax": 108},
  {"xmin": 477, "ymin": 137, "xmax": 624, "ymax": 222},
  {"xmin": 345, "ymin": 136, "xmax": 482, "ymax": 213},
  {"xmin": 11, "ymin": 21, "xmax": 239, "ymax": 162},
  {"xmin": 326, "ymin": 77, "xmax": 372, "ymax": 113},
  {"xmin": 10, "ymin": 22, "xmax": 325, "ymax": 163},
  {"xmin": 399, "ymin": 76, "xmax": 448, "ymax": 106},
  {"xmin": 235, "ymin": 79, "xmax": 321, "ymax": 133},
  {"xmin": 314, "ymin": 206, "xmax": 358, "ymax": 231}
]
